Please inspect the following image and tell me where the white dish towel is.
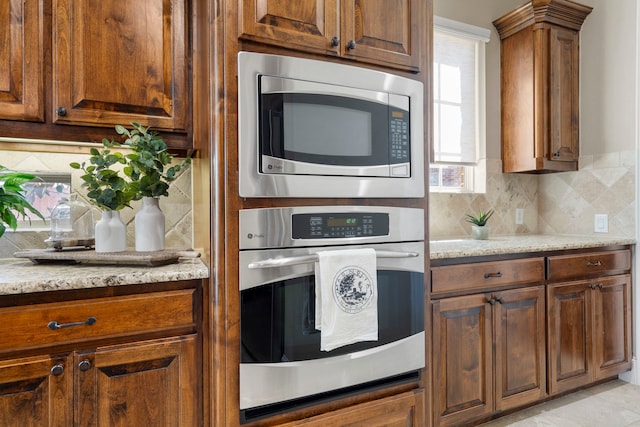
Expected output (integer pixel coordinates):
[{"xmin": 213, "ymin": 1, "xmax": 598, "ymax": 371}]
[{"xmin": 315, "ymin": 248, "xmax": 378, "ymax": 352}]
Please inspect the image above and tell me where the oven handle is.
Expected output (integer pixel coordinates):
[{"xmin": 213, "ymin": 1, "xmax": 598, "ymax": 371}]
[{"xmin": 248, "ymin": 250, "xmax": 420, "ymax": 269}]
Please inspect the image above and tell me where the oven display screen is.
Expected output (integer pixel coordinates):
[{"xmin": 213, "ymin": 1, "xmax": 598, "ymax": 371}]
[
  {"xmin": 326, "ymin": 217, "xmax": 358, "ymax": 227},
  {"xmin": 291, "ymin": 213, "xmax": 389, "ymax": 239}
]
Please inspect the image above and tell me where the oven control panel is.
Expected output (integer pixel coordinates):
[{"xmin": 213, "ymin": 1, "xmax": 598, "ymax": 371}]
[{"xmin": 292, "ymin": 212, "xmax": 389, "ymax": 239}]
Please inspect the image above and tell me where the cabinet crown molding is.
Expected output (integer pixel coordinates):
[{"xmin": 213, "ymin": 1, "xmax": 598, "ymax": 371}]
[{"xmin": 493, "ymin": 0, "xmax": 592, "ymax": 39}]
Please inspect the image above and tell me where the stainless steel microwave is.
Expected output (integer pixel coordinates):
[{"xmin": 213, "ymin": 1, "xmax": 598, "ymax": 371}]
[{"xmin": 237, "ymin": 52, "xmax": 425, "ymax": 198}]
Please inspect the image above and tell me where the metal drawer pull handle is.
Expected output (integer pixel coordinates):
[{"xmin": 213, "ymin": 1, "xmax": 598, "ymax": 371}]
[
  {"xmin": 484, "ymin": 272, "xmax": 503, "ymax": 279},
  {"xmin": 248, "ymin": 250, "xmax": 419, "ymax": 269},
  {"xmin": 48, "ymin": 316, "xmax": 97, "ymax": 331},
  {"xmin": 586, "ymin": 260, "xmax": 602, "ymax": 267}
]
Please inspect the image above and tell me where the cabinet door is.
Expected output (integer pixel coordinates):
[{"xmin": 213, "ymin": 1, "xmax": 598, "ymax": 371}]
[
  {"xmin": 432, "ymin": 294, "xmax": 493, "ymax": 427},
  {"xmin": 592, "ymin": 275, "xmax": 632, "ymax": 379},
  {"xmin": 0, "ymin": 354, "xmax": 72, "ymax": 427},
  {"xmin": 547, "ymin": 26, "xmax": 579, "ymax": 163},
  {"xmin": 239, "ymin": 0, "xmax": 339, "ymax": 55},
  {"xmin": 547, "ymin": 281, "xmax": 592, "ymax": 395},
  {"xmin": 52, "ymin": 0, "xmax": 188, "ymax": 131},
  {"xmin": 0, "ymin": 0, "xmax": 44, "ymax": 121},
  {"xmin": 341, "ymin": 0, "xmax": 421, "ymax": 71},
  {"xmin": 75, "ymin": 335, "xmax": 199, "ymax": 426},
  {"xmin": 493, "ymin": 286, "xmax": 546, "ymax": 412}
]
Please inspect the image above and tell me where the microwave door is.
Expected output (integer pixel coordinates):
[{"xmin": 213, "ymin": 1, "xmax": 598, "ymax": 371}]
[{"xmin": 259, "ymin": 76, "xmax": 411, "ymax": 178}]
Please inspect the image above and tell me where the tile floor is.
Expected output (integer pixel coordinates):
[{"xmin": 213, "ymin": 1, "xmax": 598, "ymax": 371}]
[{"xmin": 479, "ymin": 380, "xmax": 640, "ymax": 427}]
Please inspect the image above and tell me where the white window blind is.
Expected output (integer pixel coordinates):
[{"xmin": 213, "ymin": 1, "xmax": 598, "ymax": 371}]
[{"xmin": 433, "ymin": 16, "xmax": 490, "ymax": 165}]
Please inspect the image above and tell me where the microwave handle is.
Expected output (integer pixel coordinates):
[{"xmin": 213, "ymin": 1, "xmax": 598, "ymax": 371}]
[{"xmin": 248, "ymin": 250, "xmax": 419, "ymax": 269}]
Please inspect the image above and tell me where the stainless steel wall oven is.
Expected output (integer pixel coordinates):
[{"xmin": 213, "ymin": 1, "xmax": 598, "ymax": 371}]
[{"xmin": 239, "ymin": 206, "xmax": 425, "ymax": 422}]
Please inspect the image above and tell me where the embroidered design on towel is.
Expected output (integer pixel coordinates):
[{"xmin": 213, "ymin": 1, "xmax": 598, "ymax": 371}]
[{"xmin": 333, "ymin": 266, "xmax": 375, "ymax": 314}]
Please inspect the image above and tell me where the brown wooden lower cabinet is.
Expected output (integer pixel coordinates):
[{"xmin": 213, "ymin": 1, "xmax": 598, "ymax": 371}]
[
  {"xmin": 0, "ymin": 336, "xmax": 197, "ymax": 427},
  {"xmin": 275, "ymin": 389, "xmax": 425, "ymax": 427},
  {"xmin": 432, "ymin": 286, "xmax": 547, "ymax": 427},
  {"xmin": 0, "ymin": 281, "xmax": 201, "ymax": 427},
  {"xmin": 547, "ymin": 274, "xmax": 632, "ymax": 395}
]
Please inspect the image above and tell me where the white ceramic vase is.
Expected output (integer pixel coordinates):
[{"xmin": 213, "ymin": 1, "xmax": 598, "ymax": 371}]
[
  {"xmin": 135, "ymin": 197, "xmax": 165, "ymax": 252},
  {"xmin": 471, "ymin": 225, "xmax": 490, "ymax": 240},
  {"xmin": 94, "ymin": 210, "xmax": 126, "ymax": 252}
]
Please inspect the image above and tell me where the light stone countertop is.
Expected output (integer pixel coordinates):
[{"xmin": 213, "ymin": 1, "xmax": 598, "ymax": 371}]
[
  {"xmin": 0, "ymin": 257, "xmax": 210, "ymax": 296},
  {"xmin": 430, "ymin": 234, "xmax": 636, "ymax": 260}
]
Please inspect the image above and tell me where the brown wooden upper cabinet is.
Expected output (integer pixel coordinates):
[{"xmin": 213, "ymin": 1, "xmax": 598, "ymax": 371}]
[
  {"xmin": 0, "ymin": 0, "xmax": 190, "ymax": 148},
  {"xmin": 493, "ymin": 0, "xmax": 592, "ymax": 173},
  {"xmin": 53, "ymin": 0, "xmax": 189, "ymax": 132},
  {"xmin": 239, "ymin": 0, "xmax": 422, "ymax": 72},
  {"xmin": 0, "ymin": 0, "xmax": 44, "ymax": 122}
]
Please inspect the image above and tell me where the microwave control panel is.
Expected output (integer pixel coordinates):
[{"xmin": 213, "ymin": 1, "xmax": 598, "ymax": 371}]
[
  {"xmin": 291, "ymin": 213, "xmax": 390, "ymax": 239},
  {"xmin": 389, "ymin": 109, "xmax": 410, "ymax": 163}
]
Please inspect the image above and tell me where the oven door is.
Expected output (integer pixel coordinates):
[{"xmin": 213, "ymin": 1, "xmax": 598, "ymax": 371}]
[{"xmin": 239, "ymin": 241, "xmax": 425, "ymax": 416}]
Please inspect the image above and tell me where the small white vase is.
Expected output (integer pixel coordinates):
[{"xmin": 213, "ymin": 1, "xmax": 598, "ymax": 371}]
[
  {"xmin": 95, "ymin": 210, "xmax": 127, "ymax": 252},
  {"xmin": 471, "ymin": 225, "xmax": 490, "ymax": 240},
  {"xmin": 135, "ymin": 197, "xmax": 165, "ymax": 252}
]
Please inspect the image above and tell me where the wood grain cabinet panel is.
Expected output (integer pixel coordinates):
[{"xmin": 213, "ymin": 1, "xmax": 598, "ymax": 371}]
[
  {"xmin": 276, "ymin": 389, "xmax": 425, "ymax": 427},
  {"xmin": 547, "ymin": 250, "xmax": 631, "ymax": 281},
  {"xmin": 239, "ymin": 0, "xmax": 422, "ymax": 71},
  {"xmin": 547, "ymin": 274, "xmax": 632, "ymax": 395},
  {"xmin": 0, "ymin": 281, "xmax": 201, "ymax": 426},
  {"xmin": 0, "ymin": 0, "xmax": 44, "ymax": 121},
  {"xmin": 239, "ymin": 0, "xmax": 339, "ymax": 55},
  {"xmin": 75, "ymin": 336, "xmax": 198, "ymax": 427},
  {"xmin": 432, "ymin": 293, "xmax": 494, "ymax": 427},
  {"xmin": 493, "ymin": 0, "xmax": 592, "ymax": 173},
  {"xmin": 0, "ymin": 289, "xmax": 196, "ymax": 354},
  {"xmin": 431, "ymin": 258, "xmax": 544, "ymax": 295},
  {"xmin": 52, "ymin": 0, "xmax": 189, "ymax": 131},
  {"xmin": 0, "ymin": 354, "xmax": 72, "ymax": 427},
  {"xmin": 432, "ymin": 281, "xmax": 546, "ymax": 426},
  {"xmin": 493, "ymin": 286, "xmax": 546, "ymax": 412}
]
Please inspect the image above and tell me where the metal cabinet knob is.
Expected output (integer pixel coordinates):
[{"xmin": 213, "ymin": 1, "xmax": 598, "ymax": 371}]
[
  {"xmin": 330, "ymin": 36, "xmax": 340, "ymax": 47},
  {"xmin": 50, "ymin": 364, "xmax": 65, "ymax": 376},
  {"xmin": 78, "ymin": 359, "xmax": 92, "ymax": 372},
  {"xmin": 56, "ymin": 107, "xmax": 67, "ymax": 116},
  {"xmin": 346, "ymin": 40, "xmax": 357, "ymax": 50}
]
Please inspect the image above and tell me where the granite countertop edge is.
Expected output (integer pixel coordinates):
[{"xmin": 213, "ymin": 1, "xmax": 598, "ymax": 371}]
[
  {"xmin": 0, "ymin": 258, "xmax": 210, "ymax": 296},
  {"xmin": 430, "ymin": 234, "xmax": 636, "ymax": 260}
]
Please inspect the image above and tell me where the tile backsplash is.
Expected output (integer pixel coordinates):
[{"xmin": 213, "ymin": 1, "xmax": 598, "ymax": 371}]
[
  {"xmin": 430, "ymin": 152, "xmax": 636, "ymax": 240},
  {"xmin": 0, "ymin": 149, "xmax": 192, "ymax": 258},
  {"xmin": 2, "ymin": 149, "xmax": 634, "ymax": 257}
]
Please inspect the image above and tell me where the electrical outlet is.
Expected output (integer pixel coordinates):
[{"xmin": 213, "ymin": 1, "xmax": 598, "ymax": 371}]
[
  {"xmin": 594, "ymin": 214, "xmax": 608, "ymax": 233},
  {"xmin": 515, "ymin": 208, "xmax": 524, "ymax": 225}
]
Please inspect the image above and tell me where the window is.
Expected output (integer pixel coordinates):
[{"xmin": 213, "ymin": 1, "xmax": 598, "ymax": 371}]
[
  {"xmin": 431, "ymin": 17, "xmax": 490, "ymax": 193},
  {"xmin": 17, "ymin": 172, "xmax": 71, "ymax": 230}
]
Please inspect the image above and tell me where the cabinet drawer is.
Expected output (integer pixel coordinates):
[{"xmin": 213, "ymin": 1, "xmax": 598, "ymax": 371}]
[
  {"xmin": 431, "ymin": 258, "xmax": 545, "ymax": 294},
  {"xmin": 547, "ymin": 250, "xmax": 631, "ymax": 281},
  {"xmin": 0, "ymin": 289, "xmax": 196, "ymax": 354}
]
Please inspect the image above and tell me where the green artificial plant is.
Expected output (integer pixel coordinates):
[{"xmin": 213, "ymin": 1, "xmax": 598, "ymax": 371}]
[
  {"xmin": 70, "ymin": 141, "xmax": 137, "ymax": 211},
  {"xmin": 0, "ymin": 166, "xmax": 45, "ymax": 238},
  {"xmin": 465, "ymin": 209, "xmax": 495, "ymax": 227},
  {"xmin": 115, "ymin": 122, "xmax": 190, "ymax": 199}
]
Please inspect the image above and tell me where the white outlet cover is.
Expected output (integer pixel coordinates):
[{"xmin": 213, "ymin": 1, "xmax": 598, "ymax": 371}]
[{"xmin": 594, "ymin": 214, "xmax": 608, "ymax": 233}]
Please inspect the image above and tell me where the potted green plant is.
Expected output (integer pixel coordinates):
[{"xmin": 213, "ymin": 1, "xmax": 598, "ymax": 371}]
[
  {"xmin": 465, "ymin": 209, "xmax": 494, "ymax": 240},
  {"xmin": 115, "ymin": 122, "xmax": 190, "ymax": 251},
  {"xmin": 70, "ymin": 141, "xmax": 137, "ymax": 252},
  {"xmin": 0, "ymin": 166, "xmax": 45, "ymax": 239}
]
